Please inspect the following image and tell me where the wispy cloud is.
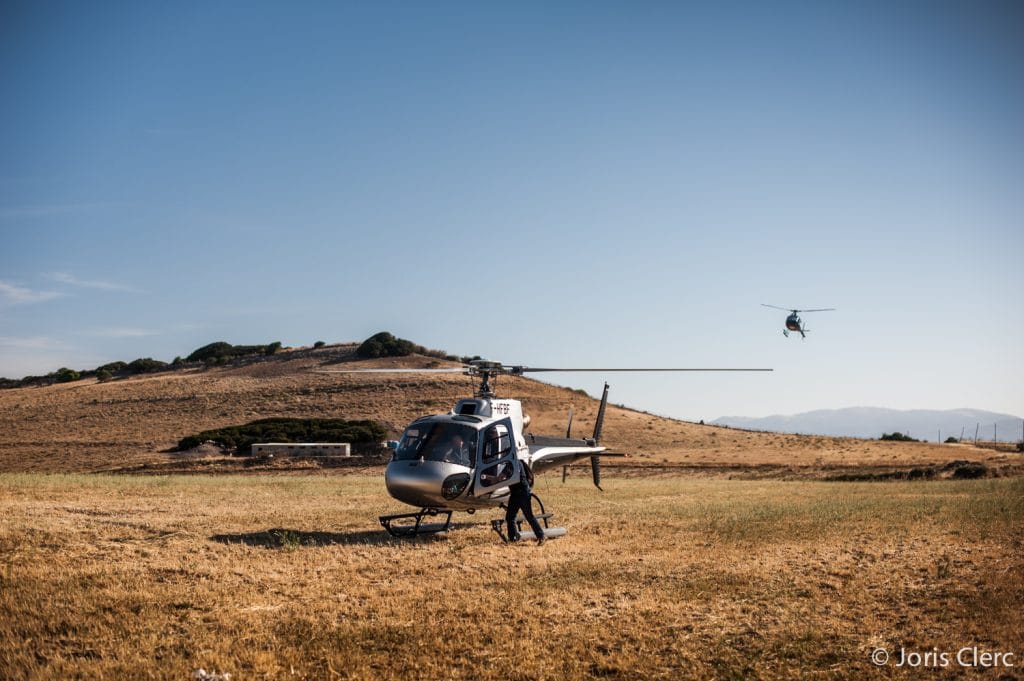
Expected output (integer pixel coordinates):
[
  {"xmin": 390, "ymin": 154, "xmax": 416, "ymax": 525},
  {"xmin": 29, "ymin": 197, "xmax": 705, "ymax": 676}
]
[
  {"xmin": 0, "ymin": 336, "xmax": 101, "ymax": 379},
  {"xmin": 46, "ymin": 272, "xmax": 141, "ymax": 293},
  {"xmin": 0, "ymin": 335, "xmax": 70, "ymax": 351},
  {"xmin": 0, "ymin": 280, "xmax": 62, "ymax": 305},
  {"xmin": 83, "ymin": 327, "xmax": 159, "ymax": 338}
]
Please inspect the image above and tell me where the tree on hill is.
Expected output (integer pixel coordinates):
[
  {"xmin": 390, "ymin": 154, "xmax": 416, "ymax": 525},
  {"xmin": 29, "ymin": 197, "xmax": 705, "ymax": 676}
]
[
  {"xmin": 356, "ymin": 332, "xmax": 421, "ymax": 359},
  {"xmin": 880, "ymin": 432, "xmax": 919, "ymax": 442},
  {"xmin": 97, "ymin": 361, "xmax": 128, "ymax": 374},
  {"xmin": 54, "ymin": 367, "xmax": 81, "ymax": 383},
  {"xmin": 127, "ymin": 358, "xmax": 169, "ymax": 374},
  {"xmin": 355, "ymin": 332, "xmax": 457, "ymax": 360},
  {"xmin": 186, "ymin": 341, "xmax": 283, "ymax": 363}
]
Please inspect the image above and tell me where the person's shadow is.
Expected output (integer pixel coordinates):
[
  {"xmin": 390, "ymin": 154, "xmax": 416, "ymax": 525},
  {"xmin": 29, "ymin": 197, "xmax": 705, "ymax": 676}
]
[{"xmin": 211, "ymin": 523, "xmax": 479, "ymax": 548}]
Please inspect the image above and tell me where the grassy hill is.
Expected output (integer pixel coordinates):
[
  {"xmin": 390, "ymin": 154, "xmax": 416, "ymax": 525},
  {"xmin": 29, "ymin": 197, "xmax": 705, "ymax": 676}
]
[{"xmin": 0, "ymin": 342, "xmax": 1016, "ymax": 476}]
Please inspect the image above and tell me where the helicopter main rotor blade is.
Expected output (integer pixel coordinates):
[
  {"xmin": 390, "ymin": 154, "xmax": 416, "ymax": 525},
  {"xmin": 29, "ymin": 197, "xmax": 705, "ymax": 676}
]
[
  {"xmin": 517, "ymin": 367, "xmax": 773, "ymax": 373},
  {"xmin": 797, "ymin": 308, "xmax": 836, "ymax": 313},
  {"xmin": 313, "ymin": 368, "xmax": 467, "ymax": 374},
  {"xmin": 761, "ymin": 304, "xmax": 792, "ymax": 311}
]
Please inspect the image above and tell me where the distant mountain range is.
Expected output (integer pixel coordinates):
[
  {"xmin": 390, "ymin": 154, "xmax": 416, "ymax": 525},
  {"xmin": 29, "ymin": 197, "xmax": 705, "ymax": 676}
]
[{"xmin": 713, "ymin": 408, "xmax": 1023, "ymax": 443}]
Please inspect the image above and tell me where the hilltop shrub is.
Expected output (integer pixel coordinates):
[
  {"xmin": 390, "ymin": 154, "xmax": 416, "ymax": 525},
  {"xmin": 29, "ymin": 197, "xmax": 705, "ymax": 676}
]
[
  {"xmin": 944, "ymin": 437, "xmax": 959, "ymax": 443},
  {"xmin": 127, "ymin": 358, "xmax": 169, "ymax": 374},
  {"xmin": 355, "ymin": 332, "xmax": 456, "ymax": 361},
  {"xmin": 97, "ymin": 361, "xmax": 128, "ymax": 374},
  {"xmin": 187, "ymin": 341, "xmax": 284, "ymax": 363},
  {"xmin": 357, "ymin": 332, "xmax": 419, "ymax": 359},
  {"xmin": 175, "ymin": 417, "xmax": 388, "ymax": 455},
  {"xmin": 880, "ymin": 432, "xmax": 919, "ymax": 442},
  {"xmin": 54, "ymin": 368, "xmax": 81, "ymax": 383}
]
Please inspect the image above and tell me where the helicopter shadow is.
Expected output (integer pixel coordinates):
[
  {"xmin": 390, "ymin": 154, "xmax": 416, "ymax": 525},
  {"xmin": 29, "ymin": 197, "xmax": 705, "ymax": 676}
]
[{"xmin": 211, "ymin": 523, "xmax": 481, "ymax": 549}]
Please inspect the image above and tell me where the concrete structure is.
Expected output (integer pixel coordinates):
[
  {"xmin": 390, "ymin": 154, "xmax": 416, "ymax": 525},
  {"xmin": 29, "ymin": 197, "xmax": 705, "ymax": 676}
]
[{"xmin": 252, "ymin": 442, "xmax": 351, "ymax": 457}]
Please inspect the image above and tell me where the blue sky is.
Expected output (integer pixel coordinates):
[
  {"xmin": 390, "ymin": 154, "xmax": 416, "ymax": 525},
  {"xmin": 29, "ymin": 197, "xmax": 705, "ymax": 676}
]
[{"xmin": 1, "ymin": 1, "xmax": 1022, "ymax": 421}]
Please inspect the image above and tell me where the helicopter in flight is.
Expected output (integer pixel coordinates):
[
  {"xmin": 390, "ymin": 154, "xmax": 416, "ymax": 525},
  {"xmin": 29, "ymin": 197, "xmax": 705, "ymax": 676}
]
[
  {"xmin": 762, "ymin": 304, "xmax": 836, "ymax": 339},
  {"xmin": 319, "ymin": 359, "xmax": 771, "ymax": 539}
]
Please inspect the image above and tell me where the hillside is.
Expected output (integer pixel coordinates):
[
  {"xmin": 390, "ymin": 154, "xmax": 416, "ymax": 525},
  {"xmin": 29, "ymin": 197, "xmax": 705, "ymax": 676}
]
[
  {"xmin": 1, "ymin": 343, "xmax": 1018, "ymax": 477},
  {"xmin": 714, "ymin": 407, "xmax": 1023, "ymax": 443}
]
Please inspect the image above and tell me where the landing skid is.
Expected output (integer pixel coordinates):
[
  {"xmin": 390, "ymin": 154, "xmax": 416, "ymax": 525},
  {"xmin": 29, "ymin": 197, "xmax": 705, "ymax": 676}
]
[
  {"xmin": 379, "ymin": 507, "xmax": 452, "ymax": 538},
  {"xmin": 490, "ymin": 493, "xmax": 565, "ymax": 543}
]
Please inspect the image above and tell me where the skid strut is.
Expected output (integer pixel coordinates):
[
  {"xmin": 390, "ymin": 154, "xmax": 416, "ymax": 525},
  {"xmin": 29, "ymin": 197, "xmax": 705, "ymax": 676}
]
[{"xmin": 379, "ymin": 507, "xmax": 453, "ymax": 538}]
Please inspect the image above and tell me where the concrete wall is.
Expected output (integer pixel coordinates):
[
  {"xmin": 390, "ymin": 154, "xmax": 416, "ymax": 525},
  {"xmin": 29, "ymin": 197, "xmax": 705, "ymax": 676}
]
[{"xmin": 252, "ymin": 443, "xmax": 351, "ymax": 457}]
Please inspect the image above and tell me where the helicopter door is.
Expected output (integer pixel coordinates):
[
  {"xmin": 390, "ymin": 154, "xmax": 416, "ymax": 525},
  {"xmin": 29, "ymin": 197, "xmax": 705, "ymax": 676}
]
[{"xmin": 473, "ymin": 419, "xmax": 521, "ymax": 497}]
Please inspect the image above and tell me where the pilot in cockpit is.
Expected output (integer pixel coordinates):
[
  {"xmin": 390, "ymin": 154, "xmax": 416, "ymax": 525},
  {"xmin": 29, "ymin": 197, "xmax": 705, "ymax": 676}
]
[{"xmin": 441, "ymin": 434, "xmax": 471, "ymax": 467}]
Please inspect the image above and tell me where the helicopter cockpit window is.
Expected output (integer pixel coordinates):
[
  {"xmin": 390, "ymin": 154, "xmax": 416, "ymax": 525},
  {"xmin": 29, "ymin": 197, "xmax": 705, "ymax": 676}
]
[
  {"xmin": 482, "ymin": 424, "xmax": 512, "ymax": 463},
  {"xmin": 395, "ymin": 423, "xmax": 478, "ymax": 467},
  {"xmin": 394, "ymin": 427, "xmax": 428, "ymax": 461}
]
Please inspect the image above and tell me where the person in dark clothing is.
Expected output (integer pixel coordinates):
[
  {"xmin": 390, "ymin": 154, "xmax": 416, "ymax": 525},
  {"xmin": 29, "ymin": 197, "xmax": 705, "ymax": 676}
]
[{"xmin": 505, "ymin": 458, "xmax": 545, "ymax": 545}]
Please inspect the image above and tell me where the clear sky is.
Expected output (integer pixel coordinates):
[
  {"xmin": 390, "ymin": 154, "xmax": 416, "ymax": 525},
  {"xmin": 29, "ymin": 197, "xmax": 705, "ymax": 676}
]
[{"xmin": 1, "ymin": 1, "xmax": 1022, "ymax": 421}]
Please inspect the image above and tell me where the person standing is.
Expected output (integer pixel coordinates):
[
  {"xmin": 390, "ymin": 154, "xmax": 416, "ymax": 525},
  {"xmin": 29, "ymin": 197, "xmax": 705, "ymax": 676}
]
[{"xmin": 505, "ymin": 457, "xmax": 545, "ymax": 545}]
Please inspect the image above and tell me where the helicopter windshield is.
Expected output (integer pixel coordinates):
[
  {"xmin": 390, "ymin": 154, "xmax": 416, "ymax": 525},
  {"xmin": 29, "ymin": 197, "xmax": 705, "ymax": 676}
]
[{"xmin": 394, "ymin": 422, "xmax": 478, "ymax": 467}]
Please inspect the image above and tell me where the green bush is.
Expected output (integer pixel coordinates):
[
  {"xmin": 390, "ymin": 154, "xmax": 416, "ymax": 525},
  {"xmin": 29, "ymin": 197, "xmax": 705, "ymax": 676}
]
[
  {"xmin": 54, "ymin": 367, "xmax": 81, "ymax": 383},
  {"xmin": 356, "ymin": 332, "xmax": 420, "ymax": 359},
  {"xmin": 880, "ymin": 432, "xmax": 919, "ymax": 442},
  {"xmin": 944, "ymin": 436, "xmax": 959, "ymax": 443},
  {"xmin": 96, "ymin": 369, "xmax": 114, "ymax": 382},
  {"xmin": 187, "ymin": 341, "xmax": 284, "ymax": 363},
  {"xmin": 127, "ymin": 358, "xmax": 169, "ymax": 374},
  {"xmin": 176, "ymin": 417, "xmax": 388, "ymax": 455},
  {"xmin": 97, "ymin": 361, "xmax": 128, "ymax": 374},
  {"xmin": 314, "ymin": 341, "xmax": 326, "ymax": 349}
]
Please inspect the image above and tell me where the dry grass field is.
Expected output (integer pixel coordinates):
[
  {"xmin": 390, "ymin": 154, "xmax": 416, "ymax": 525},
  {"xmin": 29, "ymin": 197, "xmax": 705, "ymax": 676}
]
[{"xmin": 1, "ymin": 473, "xmax": 1021, "ymax": 679}]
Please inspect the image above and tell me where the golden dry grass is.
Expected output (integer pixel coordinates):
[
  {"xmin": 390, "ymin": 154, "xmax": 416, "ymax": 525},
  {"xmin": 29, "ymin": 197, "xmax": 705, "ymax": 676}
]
[{"xmin": 2, "ymin": 473, "xmax": 1021, "ymax": 679}]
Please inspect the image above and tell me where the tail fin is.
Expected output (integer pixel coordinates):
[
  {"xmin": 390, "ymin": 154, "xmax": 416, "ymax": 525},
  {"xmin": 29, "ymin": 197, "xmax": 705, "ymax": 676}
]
[
  {"xmin": 591, "ymin": 382, "xmax": 610, "ymax": 491},
  {"xmin": 590, "ymin": 455, "xmax": 602, "ymax": 491},
  {"xmin": 592, "ymin": 382, "xmax": 609, "ymax": 443}
]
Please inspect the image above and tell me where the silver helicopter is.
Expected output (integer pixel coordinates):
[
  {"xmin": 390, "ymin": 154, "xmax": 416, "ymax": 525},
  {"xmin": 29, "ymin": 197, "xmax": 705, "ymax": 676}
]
[
  {"xmin": 761, "ymin": 304, "xmax": 836, "ymax": 339},
  {"xmin": 322, "ymin": 360, "xmax": 771, "ymax": 539}
]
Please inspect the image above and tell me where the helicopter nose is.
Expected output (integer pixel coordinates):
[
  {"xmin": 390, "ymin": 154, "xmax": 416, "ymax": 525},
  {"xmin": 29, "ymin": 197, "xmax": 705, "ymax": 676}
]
[{"xmin": 385, "ymin": 460, "xmax": 465, "ymax": 508}]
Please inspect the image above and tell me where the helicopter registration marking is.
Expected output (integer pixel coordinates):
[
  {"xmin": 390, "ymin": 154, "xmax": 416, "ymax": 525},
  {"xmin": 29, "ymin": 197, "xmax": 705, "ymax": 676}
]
[{"xmin": 492, "ymin": 403, "xmax": 511, "ymax": 416}]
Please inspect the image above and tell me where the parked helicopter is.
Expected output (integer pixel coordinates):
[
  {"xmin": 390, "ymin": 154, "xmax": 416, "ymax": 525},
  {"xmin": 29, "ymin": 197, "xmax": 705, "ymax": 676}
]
[
  {"xmin": 319, "ymin": 359, "xmax": 772, "ymax": 540},
  {"xmin": 761, "ymin": 304, "xmax": 836, "ymax": 339}
]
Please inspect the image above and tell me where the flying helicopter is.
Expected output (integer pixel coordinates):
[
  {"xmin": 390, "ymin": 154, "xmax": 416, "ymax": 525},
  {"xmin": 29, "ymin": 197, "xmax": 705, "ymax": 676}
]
[
  {"xmin": 761, "ymin": 304, "xmax": 836, "ymax": 339},
  {"xmin": 318, "ymin": 359, "xmax": 772, "ymax": 540}
]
